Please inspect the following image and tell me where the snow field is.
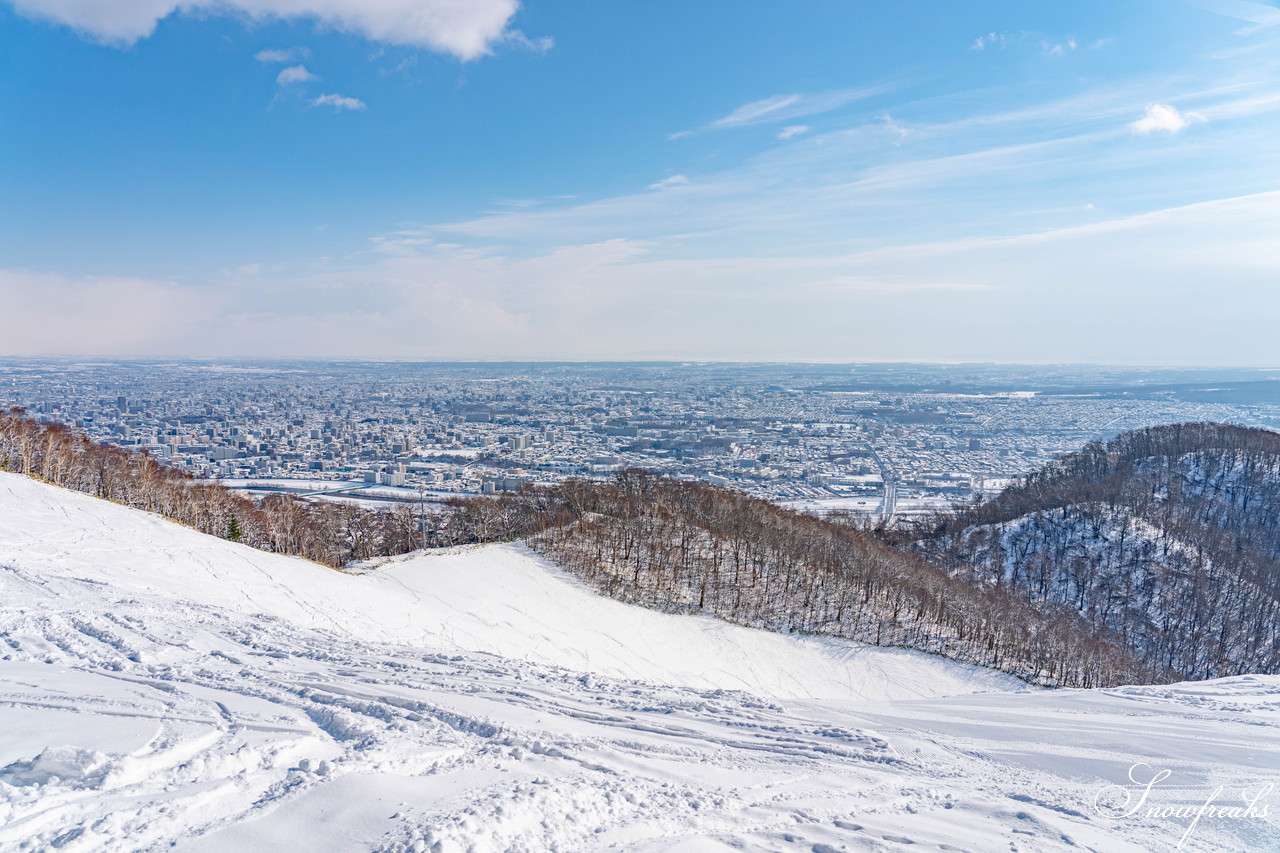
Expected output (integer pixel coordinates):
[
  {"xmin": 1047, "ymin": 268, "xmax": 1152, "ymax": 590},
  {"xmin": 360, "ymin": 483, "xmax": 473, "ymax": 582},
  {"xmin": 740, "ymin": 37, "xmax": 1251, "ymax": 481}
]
[{"xmin": 0, "ymin": 471, "xmax": 1277, "ymax": 851}]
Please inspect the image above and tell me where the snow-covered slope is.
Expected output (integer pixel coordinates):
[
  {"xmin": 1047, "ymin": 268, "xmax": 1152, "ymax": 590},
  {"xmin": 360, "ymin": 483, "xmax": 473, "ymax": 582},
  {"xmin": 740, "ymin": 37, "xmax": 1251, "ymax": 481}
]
[
  {"xmin": 0, "ymin": 471, "xmax": 1011, "ymax": 702},
  {"xmin": 1, "ymin": 471, "xmax": 1278, "ymax": 852}
]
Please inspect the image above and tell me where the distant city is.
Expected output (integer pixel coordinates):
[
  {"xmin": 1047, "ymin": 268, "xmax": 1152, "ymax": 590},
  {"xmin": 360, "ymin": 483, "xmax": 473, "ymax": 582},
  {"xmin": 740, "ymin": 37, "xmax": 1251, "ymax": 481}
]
[{"xmin": 6, "ymin": 360, "xmax": 1280, "ymax": 521}]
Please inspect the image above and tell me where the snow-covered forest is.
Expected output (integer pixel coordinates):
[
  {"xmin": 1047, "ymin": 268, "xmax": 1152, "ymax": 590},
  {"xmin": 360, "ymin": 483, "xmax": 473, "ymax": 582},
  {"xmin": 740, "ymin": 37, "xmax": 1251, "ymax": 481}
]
[
  {"xmin": 897, "ymin": 423, "xmax": 1280, "ymax": 680},
  {"xmin": 527, "ymin": 473, "xmax": 1149, "ymax": 687}
]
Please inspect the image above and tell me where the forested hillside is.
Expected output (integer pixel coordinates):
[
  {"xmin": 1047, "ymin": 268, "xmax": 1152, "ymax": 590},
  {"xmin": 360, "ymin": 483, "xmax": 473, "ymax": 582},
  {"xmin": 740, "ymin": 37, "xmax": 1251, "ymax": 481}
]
[
  {"xmin": 0, "ymin": 407, "xmax": 431, "ymax": 566},
  {"xmin": 523, "ymin": 472, "xmax": 1152, "ymax": 687},
  {"xmin": 894, "ymin": 423, "xmax": 1280, "ymax": 680}
]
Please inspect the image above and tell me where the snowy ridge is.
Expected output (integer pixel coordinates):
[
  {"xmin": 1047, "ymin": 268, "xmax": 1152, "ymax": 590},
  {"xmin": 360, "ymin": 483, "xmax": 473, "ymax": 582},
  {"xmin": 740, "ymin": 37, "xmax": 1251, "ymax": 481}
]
[{"xmin": 1, "ymin": 472, "xmax": 1279, "ymax": 851}]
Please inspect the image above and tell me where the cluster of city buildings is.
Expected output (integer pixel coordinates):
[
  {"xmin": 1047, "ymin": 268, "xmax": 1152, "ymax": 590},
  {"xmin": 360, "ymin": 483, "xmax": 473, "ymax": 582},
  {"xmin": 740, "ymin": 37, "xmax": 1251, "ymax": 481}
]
[{"xmin": 5, "ymin": 360, "xmax": 1276, "ymax": 520}]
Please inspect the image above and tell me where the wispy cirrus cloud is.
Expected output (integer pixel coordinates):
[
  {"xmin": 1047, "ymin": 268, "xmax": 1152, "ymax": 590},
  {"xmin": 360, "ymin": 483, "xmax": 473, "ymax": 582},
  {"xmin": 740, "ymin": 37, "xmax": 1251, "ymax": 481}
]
[
  {"xmin": 409, "ymin": 57, "xmax": 1280, "ymax": 279},
  {"xmin": 502, "ymin": 30, "xmax": 554, "ymax": 53},
  {"xmin": 666, "ymin": 85, "xmax": 897, "ymax": 138},
  {"xmin": 710, "ymin": 94, "xmax": 801, "ymax": 128},
  {"xmin": 1184, "ymin": 0, "xmax": 1280, "ymax": 29},
  {"xmin": 1041, "ymin": 37, "xmax": 1078, "ymax": 56},
  {"xmin": 255, "ymin": 47, "xmax": 310, "ymax": 64},
  {"xmin": 971, "ymin": 31, "xmax": 1098, "ymax": 55},
  {"xmin": 707, "ymin": 85, "xmax": 894, "ymax": 130},
  {"xmin": 970, "ymin": 32, "xmax": 1009, "ymax": 50},
  {"xmin": 646, "ymin": 175, "xmax": 690, "ymax": 191}
]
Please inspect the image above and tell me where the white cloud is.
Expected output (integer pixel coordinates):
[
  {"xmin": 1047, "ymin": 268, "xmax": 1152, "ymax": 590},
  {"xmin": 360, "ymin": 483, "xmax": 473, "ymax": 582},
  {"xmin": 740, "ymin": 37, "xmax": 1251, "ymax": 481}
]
[
  {"xmin": 974, "ymin": 31, "xmax": 1092, "ymax": 55},
  {"xmin": 646, "ymin": 175, "xmax": 689, "ymax": 191},
  {"xmin": 1129, "ymin": 103, "xmax": 1205, "ymax": 134},
  {"xmin": 276, "ymin": 64, "xmax": 319, "ymax": 85},
  {"xmin": 1042, "ymin": 37, "xmax": 1077, "ymax": 56},
  {"xmin": 255, "ymin": 46, "xmax": 309, "ymax": 63},
  {"xmin": 777, "ymin": 125, "xmax": 810, "ymax": 140},
  {"xmin": 881, "ymin": 114, "xmax": 909, "ymax": 139},
  {"xmin": 312, "ymin": 92, "xmax": 366, "ymax": 111},
  {"xmin": 7, "ymin": 0, "xmax": 521, "ymax": 59},
  {"xmin": 502, "ymin": 30, "xmax": 554, "ymax": 53},
  {"xmin": 970, "ymin": 32, "xmax": 1007, "ymax": 50}
]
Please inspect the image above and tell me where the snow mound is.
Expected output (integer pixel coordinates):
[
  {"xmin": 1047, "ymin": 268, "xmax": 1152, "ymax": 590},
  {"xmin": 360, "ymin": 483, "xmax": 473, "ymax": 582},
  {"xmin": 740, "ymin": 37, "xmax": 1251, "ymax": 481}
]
[{"xmin": 0, "ymin": 746, "xmax": 111, "ymax": 789}]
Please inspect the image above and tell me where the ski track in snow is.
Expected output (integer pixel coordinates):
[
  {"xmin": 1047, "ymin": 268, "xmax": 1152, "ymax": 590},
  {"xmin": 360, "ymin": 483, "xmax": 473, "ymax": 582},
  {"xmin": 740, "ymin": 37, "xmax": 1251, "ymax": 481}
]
[{"xmin": 0, "ymin": 472, "xmax": 1277, "ymax": 852}]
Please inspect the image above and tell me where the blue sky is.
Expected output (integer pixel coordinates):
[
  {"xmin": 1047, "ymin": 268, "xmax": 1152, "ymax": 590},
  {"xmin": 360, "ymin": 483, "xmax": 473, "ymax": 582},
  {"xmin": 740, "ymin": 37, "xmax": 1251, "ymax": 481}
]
[{"xmin": 2, "ymin": 0, "xmax": 1279, "ymax": 362}]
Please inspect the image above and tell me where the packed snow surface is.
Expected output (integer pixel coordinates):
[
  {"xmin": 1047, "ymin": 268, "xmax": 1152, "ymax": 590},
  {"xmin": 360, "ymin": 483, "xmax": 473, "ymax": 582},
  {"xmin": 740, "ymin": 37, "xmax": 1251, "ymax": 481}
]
[{"xmin": 0, "ymin": 471, "xmax": 1277, "ymax": 852}]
